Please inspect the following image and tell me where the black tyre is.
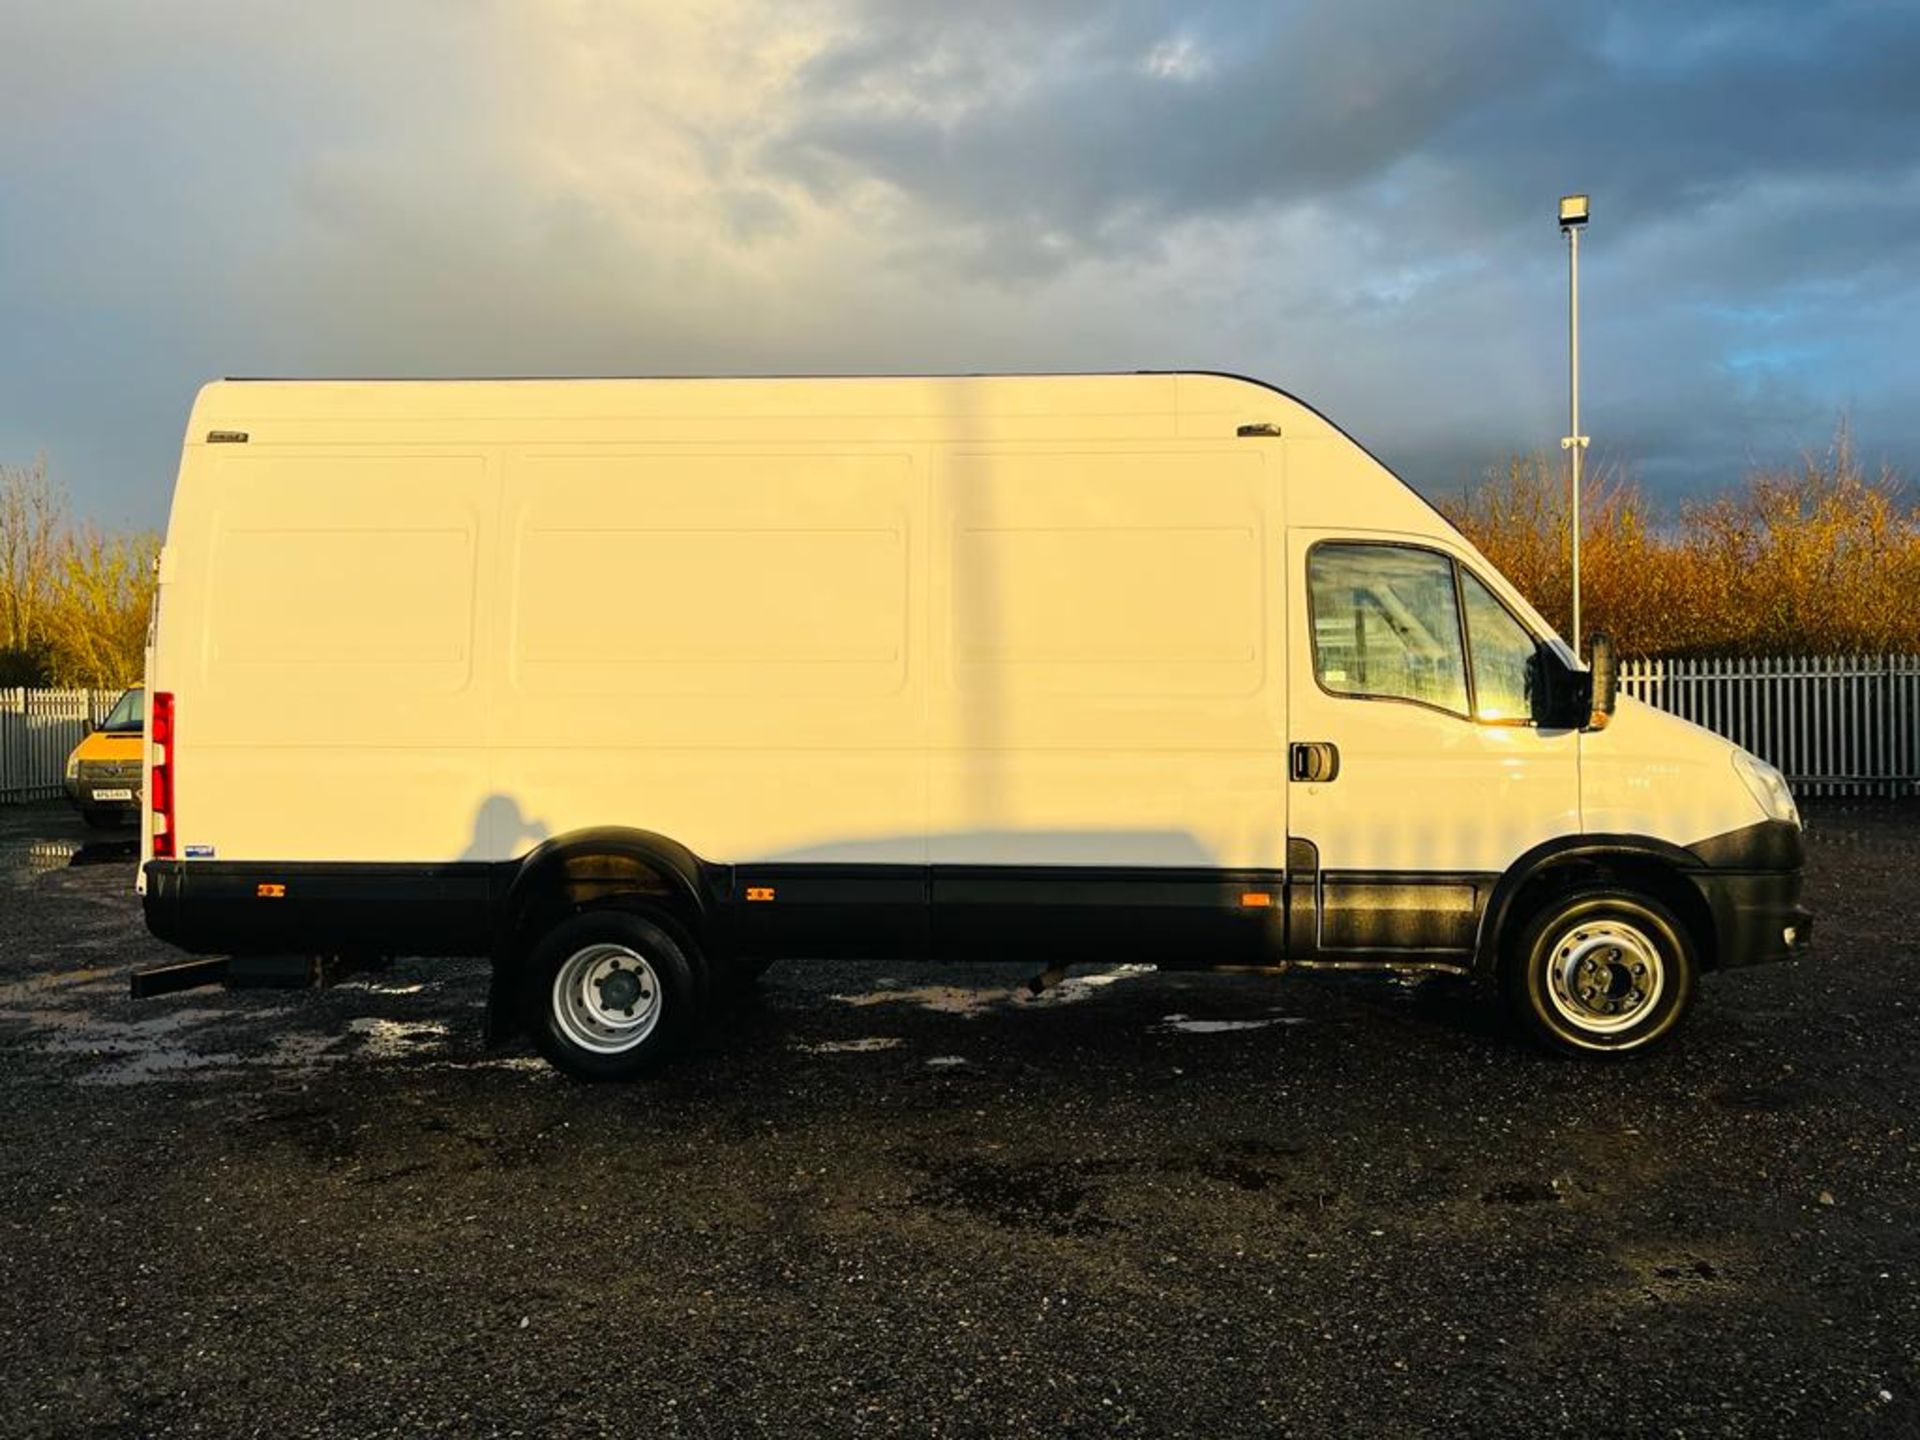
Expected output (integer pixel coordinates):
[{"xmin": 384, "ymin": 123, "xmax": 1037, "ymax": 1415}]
[
  {"xmin": 1502, "ymin": 889, "xmax": 1697, "ymax": 1056},
  {"xmin": 521, "ymin": 910, "xmax": 703, "ymax": 1080}
]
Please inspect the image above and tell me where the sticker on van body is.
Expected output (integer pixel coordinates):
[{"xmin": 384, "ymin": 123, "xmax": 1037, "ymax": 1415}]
[{"xmin": 184, "ymin": 844, "xmax": 215, "ymax": 858}]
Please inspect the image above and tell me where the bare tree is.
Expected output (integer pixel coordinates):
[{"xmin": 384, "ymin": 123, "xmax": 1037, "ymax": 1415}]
[
  {"xmin": 39, "ymin": 526, "xmax": 159, "ymax": 688},
  {"xmin": 0, "ymin": 454, "xmax": 65, "ymax": 653}
]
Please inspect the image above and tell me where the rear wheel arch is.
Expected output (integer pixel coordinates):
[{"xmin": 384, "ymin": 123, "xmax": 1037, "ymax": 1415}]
[
  {"xmin": 498, "ymin": 827, "xmax": 719, "ymax": 950},
  {"xmin": 487, "ymin": 829, "xmax": 725, "ymax": 1042},
  {"xmin": 1476, "ymin": 837, "xmax": 1717, "ymax": 979}
]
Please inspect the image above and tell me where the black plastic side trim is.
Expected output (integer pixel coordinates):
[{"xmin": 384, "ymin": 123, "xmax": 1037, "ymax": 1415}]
[
  {"xmin": 732, "ymin": 864, "xmax": 929, "ymax": 959},
  {"xmin": 1474, "ymin": 825, "xmax": 1811, "ymax": 976},
  {"xmin": 1318, "ymin": 871, "xmax": 1496, "ymax": 955},
  {"xmin": 1693, "ymin": 871, "xmax": 1812, "ymax": 969},
  {"xmin": 143, "ymin": 860, "xmax": 495, "ymax": 957},
  {"xmin": 149, "ymin": 838, "xmax": 1794, "ymax": 980},
  {"xmin": 1687, "ymin": 819, "xmax": 1805, "ymax": 871},
  {"xmin": 1473, "ymin": 834, "xmax": 1704, "ymax": 976},
  {"xmin": 1285, "ymin": 838, "xmax": 1319, "ymax": 956},
  {"xmin": 498, "ymin": 827, "xmax": 727, "ymax": 956},
  {"xmin": 930, "ymin": 865, "xmax": 1287, "ymax": 966}
]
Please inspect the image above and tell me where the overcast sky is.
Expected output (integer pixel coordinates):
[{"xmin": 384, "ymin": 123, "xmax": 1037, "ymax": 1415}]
[{"xmin": 3, "ymin": 0, "xmax": 1915, "ymax": 529}]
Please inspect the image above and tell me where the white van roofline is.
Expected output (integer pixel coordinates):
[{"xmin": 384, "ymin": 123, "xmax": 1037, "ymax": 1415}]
[{"xmin": 187, "ymin": 368, "xmax": 1463, "ymax": 539}]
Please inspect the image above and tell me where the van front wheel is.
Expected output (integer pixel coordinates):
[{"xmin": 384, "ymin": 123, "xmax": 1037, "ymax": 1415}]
[
  {"xmin": 1502, "ymin": 890, "xmax": 1696, "ymax": 1056},
  {"xmin": 523, "ymin": 911, "xmax": 701, "ymax": 1080}
]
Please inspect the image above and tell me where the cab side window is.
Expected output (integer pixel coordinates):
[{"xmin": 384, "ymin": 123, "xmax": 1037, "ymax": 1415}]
[
  {"xmin": 1307, "ymin": 544, "xmax": 1468, "ymax": 715},
  {"xmin": 1460, "ymin": 569, "xmax": 1538, "ymax": 723}
]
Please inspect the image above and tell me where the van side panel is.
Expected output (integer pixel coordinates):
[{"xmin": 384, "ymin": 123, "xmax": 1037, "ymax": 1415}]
[
  {"xmin": 142, "ymin": 374, "xmax": 1383, "ymax": 966},
  {"xmin": 926, "ymin": 446, "xmax": 1286, "ymax": 871},
  {"xmin": 922, "ymin": 445, "xmax": 1288, "ymax": 958},
  {"xmin": 490, "ymin": 450, "xmax": 929, "ymax": 864},
  {"xmin": 168, "ymin": 449, "xmax": 496, "ymax": 864}
]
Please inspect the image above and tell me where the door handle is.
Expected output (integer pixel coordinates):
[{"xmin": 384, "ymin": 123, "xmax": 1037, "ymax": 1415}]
[{"xmin": 1290, "ymin": 741, "xmax": 1340, "ymax": 783}]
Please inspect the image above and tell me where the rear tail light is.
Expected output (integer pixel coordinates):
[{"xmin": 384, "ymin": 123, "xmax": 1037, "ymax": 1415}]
[{"xmin": 151, "ymin": 691, "xmax": 175, "ymax": 859}]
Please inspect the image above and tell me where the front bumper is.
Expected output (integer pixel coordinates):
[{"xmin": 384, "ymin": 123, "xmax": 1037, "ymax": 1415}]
[
  {"xmin": 71, "ymin": 762, "xmax": 143, "ymax": 813},
  {"xmin": 1696, "ymin": 868, "xmax": 1812, "ymax": 968},
  {"xmin": 1688, "ymin": 819, "xmax": 1811, "ymax": 969},
  {"xmin": 71, "ymin": 787, "xmax": 142, "ymax": 813}
]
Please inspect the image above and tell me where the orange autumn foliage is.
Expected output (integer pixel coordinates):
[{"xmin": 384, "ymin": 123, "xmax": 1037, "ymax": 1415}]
[{"xmin": 1440, "ymin": 427, "xmax": 1920, "ymax": 658}]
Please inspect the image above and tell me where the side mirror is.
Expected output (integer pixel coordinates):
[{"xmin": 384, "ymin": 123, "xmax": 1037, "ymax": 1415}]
[
  {"xmin": 80, "ymin": 717, "xmax": 94, "ymax": 736},
  {"xmin": 1529, "ymin": 644, "xmax": 1592, "ymax": 730},
  {"xmin": 1588, "ymin": 633, "xmax": 1618, "ymax": 730}
]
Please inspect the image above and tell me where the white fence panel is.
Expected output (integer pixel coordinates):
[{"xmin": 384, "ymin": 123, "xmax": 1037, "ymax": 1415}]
[
  {"xmin": 0, "ymin": 688, "xmax": 123, "ymax": 804},
  {"xmin": 1618, "ymin": 655, "xmax": 1920, "ymax": 798}
]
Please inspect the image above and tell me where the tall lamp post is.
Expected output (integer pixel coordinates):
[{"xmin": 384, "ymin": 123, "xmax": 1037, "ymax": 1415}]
[{"xmin": 1558, "ymin": 193, "xmax": 1590, "ymax": 654}]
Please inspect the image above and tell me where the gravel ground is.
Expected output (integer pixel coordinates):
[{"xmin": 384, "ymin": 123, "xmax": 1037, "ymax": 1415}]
[{"xmin": 1, "ymin": 801, "xmax": 1916, "ymax": 1438}]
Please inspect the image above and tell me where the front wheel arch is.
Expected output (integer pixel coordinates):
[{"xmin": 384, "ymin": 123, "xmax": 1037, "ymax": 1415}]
[{"xmin": 1476, "ymin": 842, "xmax": 1716, "ymax": 981}]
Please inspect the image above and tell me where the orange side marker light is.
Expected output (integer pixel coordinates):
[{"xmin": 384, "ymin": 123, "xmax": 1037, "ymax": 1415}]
[
  {"xmin": 745, "ymin": 886, "xmax": 776, "ymax": 902},
  {"xmin": 256, "ymin": 883, "xmax": 286, "ymax": 899},
  {"xmin": 1239, "ymin": 892, "xmax": 1273, "ymax": 908}
]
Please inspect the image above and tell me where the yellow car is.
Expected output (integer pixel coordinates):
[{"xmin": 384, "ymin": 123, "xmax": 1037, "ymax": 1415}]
[{"xmin": 64, "ymin": 685, "xmax": 145, "ymax": 829}]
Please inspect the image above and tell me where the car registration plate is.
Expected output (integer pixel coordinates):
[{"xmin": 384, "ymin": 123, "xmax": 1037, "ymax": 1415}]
[{"xmin": 93, "ymin": 788, "xmax": 134, "ymax": 801}]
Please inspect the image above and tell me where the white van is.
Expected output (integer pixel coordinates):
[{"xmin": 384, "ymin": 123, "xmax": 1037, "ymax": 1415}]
[{"xmin": 136, "ymin": 373, "xmax": 1809, "ymax": 1076}]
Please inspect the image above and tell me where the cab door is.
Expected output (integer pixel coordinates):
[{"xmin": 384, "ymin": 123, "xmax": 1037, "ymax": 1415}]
[{"xmin": 1284, "ymin": 532, "xmax": 1580, "ymax": 962}]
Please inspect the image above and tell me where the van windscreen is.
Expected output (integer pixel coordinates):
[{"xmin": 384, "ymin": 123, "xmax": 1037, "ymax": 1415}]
[{"xmin": 100, "ymin": 687, "xmax": 145, "ymax": 734}]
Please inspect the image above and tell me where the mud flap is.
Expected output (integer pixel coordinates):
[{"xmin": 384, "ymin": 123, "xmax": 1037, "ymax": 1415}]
[{"xmin": 484, "ymin": 957, "xmax": 521, "ymax": 1046}]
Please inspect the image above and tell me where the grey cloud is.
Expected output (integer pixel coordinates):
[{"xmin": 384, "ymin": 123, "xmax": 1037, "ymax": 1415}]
[
  {"xmin": 776, "ymin": 0, "xmax": 1568, "ymax": 267},
  {"xmin": 771, "ymin": 0, "xmax": 1920, "ymax": 285},
  {"xmin": 0, "ymin": 0, "xmax": 1915, "ymax": 528}
]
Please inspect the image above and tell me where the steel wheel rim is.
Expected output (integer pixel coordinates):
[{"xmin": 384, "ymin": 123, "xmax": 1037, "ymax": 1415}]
[
  {"xmin": 1544, "ymin": 919, "xmax": 1665, "ymax": 1035},
  {"xmin": 552, "ymin": 943, "xmax": 663, "ymax": 1054}
]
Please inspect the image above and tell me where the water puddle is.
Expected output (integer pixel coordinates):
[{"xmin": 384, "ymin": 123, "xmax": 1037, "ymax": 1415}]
[
  {"xmin": 833, "ymin": 985, "xmax": 1003, "ymax": 1017},
  {"xmin": 0, "ymin": 966, "xmax": 124, "ymax": 1007},
  {"xmin": 797, "ymin": 1036, "xmax": 904, "ymax": 1055},
  {"xmin": 832, "ymin": 964, "xmax": 1156, "ymax": 1017},
  {"xmin": 69, "ymin": 838, "xmax": 139, "ymax": 867},
  {"xmin": 1037, "ymin": 965, "xmax": 1158, "ymax": 1003},
  {"xmin": 21, "ymin": 1005, "xmax": 270, "ymax": 1085},
  {"xmin": 1, "ymin": 971, "xmax": 490, "ymax": 1083},
  {"xmin": 1155, "ymin": 1013, "xmax": 1310, "ymax": 1035},
  {"xmin": 346, "ymin": 1016, "xmax": 454, "ymax": 1059},
  {"xmin": 465, "ymin": 1055, "xmax": 555, "ymax": 1076},
  {"xmin": 20, "ymin": 840, "xmax": 80, "ymax": 875}
]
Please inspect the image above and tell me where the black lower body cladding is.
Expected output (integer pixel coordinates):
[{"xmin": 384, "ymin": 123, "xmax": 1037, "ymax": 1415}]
[
  {"xmin": 1693, "ymin": 869, "xmax": 1813, "ymax": 969},
  {"xmin": 141, "ymin": 817, "xmax": 1813, "ymax": 972},
  {"xmin": 1686, "ymin": 818, "xmax": 1806, "ymax": 872},
  {"xmin": 142, "ymin": 860, "xmax": 495, "ymax": 957},
  {"xmin": 1685, "ymin": 819, "xmax": 1812, "ymax": 968}
]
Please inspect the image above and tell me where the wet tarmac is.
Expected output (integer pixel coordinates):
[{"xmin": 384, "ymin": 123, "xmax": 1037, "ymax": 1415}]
[{"xmin": 1, "ymin": 800, "xmax": 1917, "ymax": 1437}]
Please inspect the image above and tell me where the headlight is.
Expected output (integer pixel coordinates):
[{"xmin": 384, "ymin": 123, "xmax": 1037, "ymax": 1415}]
[
  {"xmin": 1733, "ymin": 750, "xmax": 1799, "ymax": 828},
  {"xmin": 65, "ymin": 754, "xmax": 80, "ymax": 781}
]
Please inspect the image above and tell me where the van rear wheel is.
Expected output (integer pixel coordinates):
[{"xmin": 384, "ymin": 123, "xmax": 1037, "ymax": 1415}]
[
  {"xmin": 523, "ymin": 910, "xmax": 701, "ymax": 1080},
  {"xmin": 1502, "ymin": 890, "xmax": 1696, "ymax": 1056}
]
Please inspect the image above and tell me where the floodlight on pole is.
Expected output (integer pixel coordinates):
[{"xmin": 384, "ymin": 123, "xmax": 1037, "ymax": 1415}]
[{"xmin": 1559, "ymin": 193, "xmax": 1590, "ymax": 654}]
